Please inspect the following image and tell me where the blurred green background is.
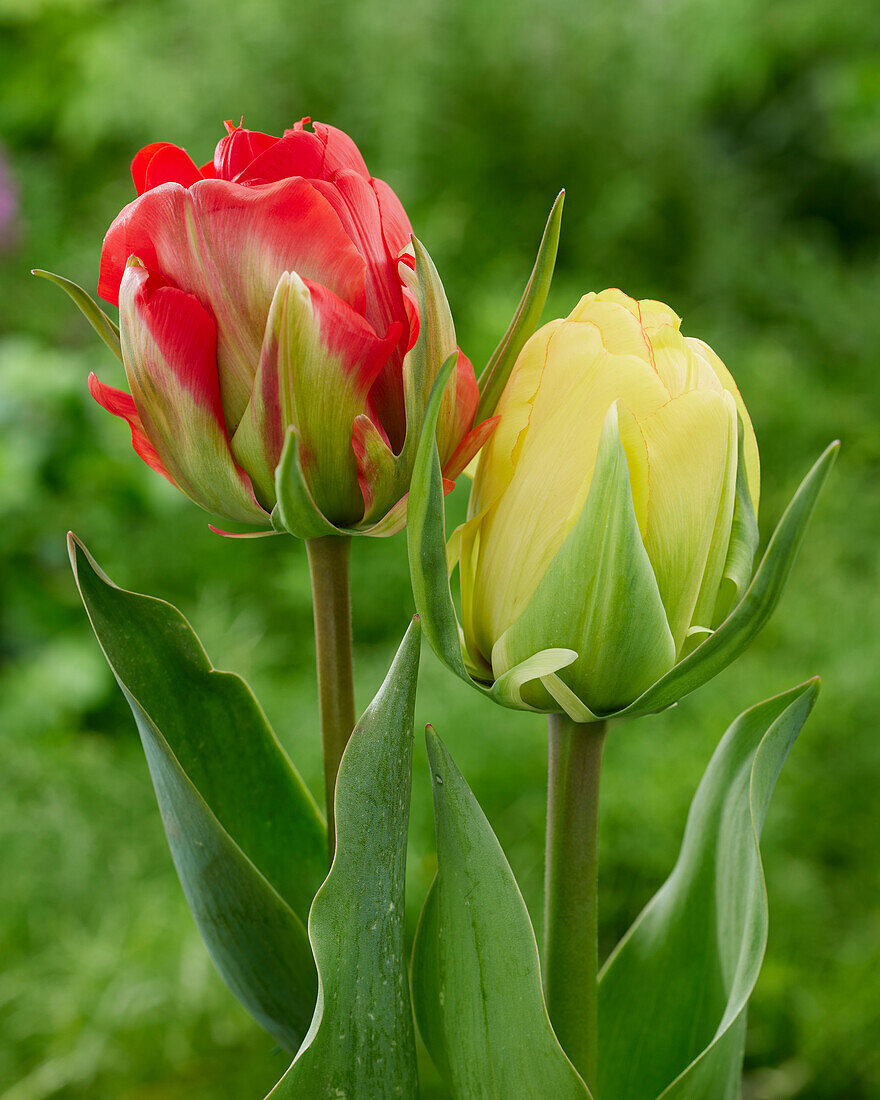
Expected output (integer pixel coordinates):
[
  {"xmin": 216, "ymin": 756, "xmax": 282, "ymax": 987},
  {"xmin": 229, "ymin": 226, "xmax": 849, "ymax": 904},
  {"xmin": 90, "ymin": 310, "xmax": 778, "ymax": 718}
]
[{"xmin": 1, "ymin": 0, "xmax": 878, "ymax": 1096}]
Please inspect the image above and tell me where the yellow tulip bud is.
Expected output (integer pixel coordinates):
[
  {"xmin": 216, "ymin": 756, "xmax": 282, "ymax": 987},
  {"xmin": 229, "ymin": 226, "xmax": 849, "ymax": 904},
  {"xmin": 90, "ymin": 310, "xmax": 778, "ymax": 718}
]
[{"xmin": 455, "ymin": 289, "xmax": 760, "ymax": 717}]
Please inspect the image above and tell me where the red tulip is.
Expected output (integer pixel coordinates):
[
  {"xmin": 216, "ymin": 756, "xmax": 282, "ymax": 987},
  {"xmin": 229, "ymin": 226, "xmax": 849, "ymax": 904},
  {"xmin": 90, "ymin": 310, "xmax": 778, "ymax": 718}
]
[{"xmin": 90, "ymin": 119, "xmax": 494, "ymax": 533}]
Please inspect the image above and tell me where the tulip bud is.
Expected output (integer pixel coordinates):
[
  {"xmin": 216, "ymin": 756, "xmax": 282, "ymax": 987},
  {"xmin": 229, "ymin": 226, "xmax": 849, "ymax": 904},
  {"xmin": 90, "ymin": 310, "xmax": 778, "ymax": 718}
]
[
  {"xmin": 43, "ymin": 119, "xmax": 493, "ymax": 535},
  {"xmin": 455, "ymin": 290, "xmax": 761, "ymax": 716}
]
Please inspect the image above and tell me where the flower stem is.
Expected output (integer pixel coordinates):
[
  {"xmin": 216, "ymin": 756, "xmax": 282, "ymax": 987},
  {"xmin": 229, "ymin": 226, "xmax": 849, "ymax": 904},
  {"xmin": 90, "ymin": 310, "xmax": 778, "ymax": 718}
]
[
  {"xmin": 543, "ymin": 713, "xmax": 607, "ymax": 1090},
  {"xmin": 306, "ymin": 536, "xmax": 356, "ymax": 864}
]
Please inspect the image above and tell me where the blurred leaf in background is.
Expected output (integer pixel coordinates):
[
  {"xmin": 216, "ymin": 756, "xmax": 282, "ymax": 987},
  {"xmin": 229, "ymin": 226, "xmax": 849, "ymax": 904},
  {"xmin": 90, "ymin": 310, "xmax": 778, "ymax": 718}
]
[{"xmin": 0, "ymin": 0, "xmax": 878, "ymax": 1096}]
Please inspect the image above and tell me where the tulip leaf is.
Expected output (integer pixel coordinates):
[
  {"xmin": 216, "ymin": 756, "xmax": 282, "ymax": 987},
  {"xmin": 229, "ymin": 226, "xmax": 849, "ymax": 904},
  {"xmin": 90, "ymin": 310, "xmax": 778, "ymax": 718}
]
[
  {"xmin": 598, "ymin": 678, "xmax": 819, "ymax": 1100},
  {"xmin": 399, "ymin": 237, "xmax": 460, "ymax": 469},
  {"xmin": 32, "ymin": 268, "xmax": 123, "ymax": 361},
  {"xmin": 713, "ymin": 417, "xmax": 760, "ymax": 625},
  {"xmin": 476, "ymin": 190, "xmax": 565, "ymax": 423},
  {"xmin": 69, "ymin": 535, "xmax": 326, "ymax": 1051},
  {"xmin": 619, "ymin": 441, "xmax": 838, "ymax": 720},
  {"xmin": 407, "ymin": 354, "xmax": 474, "ymax": 683},
  {"xmin": 493, "ymin": 402, "xmax": 676, "ymax": 718},
  {"xmin": 269, "ymin": 619, "xmax": 421, "ymax": 1099},
  {"xmin": 412, "ymin": 726, "xmax": 591, "ymax": 1099},
  {"xmin": 275, "ymin": 427, "xmax": 343, "ymax": 539}
]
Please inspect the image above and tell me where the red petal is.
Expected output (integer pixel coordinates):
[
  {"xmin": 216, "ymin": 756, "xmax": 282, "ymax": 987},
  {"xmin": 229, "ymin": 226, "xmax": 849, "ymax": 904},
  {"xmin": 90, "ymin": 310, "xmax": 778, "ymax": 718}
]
[
  {"xmin": 132, "ymin": 143, "xmax": 173, "ymax": 195},
  {"xmin": 236, "ymin": 118, "xmax": 372, "ymax": 186},
  {"xmin": 442, "ymin": 414, "xmax": 500, "ymax": 482},
  {"xmin": 233, "ymin": 128, "xmax": 326, "ymax": 185},
  {"xmin": 372, "ymin": 177, "xmax": 413, "ymax": 262},
  {"xmin": 302, "ymin": 276, "xmax": 403, "ymax": 395},
  {"xmin": 98, "ymin": 177, "xmax": 369, "ymax": 426},
  {"xmin": 213, "ymin": 122, "xmax": 279, "ymax": 180},
  {"xmin": 310, "ymin": 121, "xmax": 370, "ymax": 179},
  {"xmin": 129, "ymin": 266, "xmax": 226, "ymax": 423},
  {"xmin": 436, "ymin": 349, "xmax": 480, "ymax": 466},
  {"xmin": 310, "ymin": 171, "xmax": 412, "ymax": 446},
  {"xmin": 88, "ymin": 372, "xmax": 176, "ymax": 484},
  {"xmin": 119, "ymin": 262, "xmax": 267, "ymax": 524},
  {"xmin": 143, "ymin": 145, "xmax": 203, "ymax": 192}
]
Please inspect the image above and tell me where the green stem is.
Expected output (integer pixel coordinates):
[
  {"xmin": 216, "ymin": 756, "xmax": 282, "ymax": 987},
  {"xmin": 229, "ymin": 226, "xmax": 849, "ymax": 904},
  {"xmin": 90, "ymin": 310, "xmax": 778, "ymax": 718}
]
[
  {"xmin": 306, "ymin": 536, "xmax": 356, "ymax": 864},
  {"xmin": 543, "ymin": 713, "xmax": 607, "ymax": 1090}
]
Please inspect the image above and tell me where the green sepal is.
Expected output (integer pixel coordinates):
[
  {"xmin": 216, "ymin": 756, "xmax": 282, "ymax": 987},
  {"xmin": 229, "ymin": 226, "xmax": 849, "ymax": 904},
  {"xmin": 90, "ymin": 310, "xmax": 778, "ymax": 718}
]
[
  {"xmin": 398, "ymin": 237, "xmax": 460, "ymax": 469},
  {"xmin": 475, "ymin": 190, "xmax": 564, "ymax": 423},
  {"xmin": 407, "ymin": 354, "xmax": 473, "ymax": 682},
  {"xmin": 69, "ymin": 535, "xmax": 326, "ymax": 1051},
  {"xmin": 598, "ymin": 678, "xmax": 819, "ymax": 1099},
  {"xmin": 412, "ymin": 727, "xmax": 591, "ymax": 1099},
  {"xmin": 616, "ymin": 441, "xmax": 839, "ymax": 720},
  {"xmin": 493, "ymin": 403, "xmax": 676, "ymax": 717},
  {"xmin": 32, "ymin": 269, "xmax": 123, "ymax": 362},
  {"xmin": 274, "ymin": 427, "xmax": 344, "ymax": 539},
  {"xmin": 270, "ymin": 620, "xmax": 421, "ymax": 1099}
]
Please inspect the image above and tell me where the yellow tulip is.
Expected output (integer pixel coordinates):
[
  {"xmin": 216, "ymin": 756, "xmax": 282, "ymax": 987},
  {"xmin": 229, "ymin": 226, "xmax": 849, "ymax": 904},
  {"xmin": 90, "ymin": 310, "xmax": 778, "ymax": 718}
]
[{"xmin": 453, "ymin": 289, "xmax": 760, "ymax": 717}]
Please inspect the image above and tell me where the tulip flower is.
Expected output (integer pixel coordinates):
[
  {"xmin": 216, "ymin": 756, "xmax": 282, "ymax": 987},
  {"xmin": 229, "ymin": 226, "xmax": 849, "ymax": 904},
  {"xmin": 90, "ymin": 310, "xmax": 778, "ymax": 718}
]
[
  {"xmin": 458, "ymin": 289, "xmax": 760, "ymax": 715},
  {"xmin": 408, "ymin": 288, "xmax": 838, "ymax": 723},
  {"xmin": 43, "ymin": 119, "xmax": 492, "ymax": 535}
]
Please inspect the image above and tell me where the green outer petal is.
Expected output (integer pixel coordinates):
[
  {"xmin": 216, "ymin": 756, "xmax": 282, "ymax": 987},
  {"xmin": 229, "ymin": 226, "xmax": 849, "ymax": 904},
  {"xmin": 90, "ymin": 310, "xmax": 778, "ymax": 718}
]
[
  {"xmin": 32, "ymin": 268, "xmax": 123, "ymax": 361},
  {"xmin": 399, "ymin": 237, "xmax": 461, "ymax": 469},
  {"xmin": 407, "ymin": 355, "xmax": 473, "ymax": 682},
  {"xmin": 475, "ymin": 191, "xmax": 565, "ymax": 423},
  {"xmin": 492, "ymin": 403, "xmax": 676, "ymax": 716},
  {"xmin": 69, "ymin": 535, "xmax": 326, "ymax": 1051},
  {"xmin": 412, "ymin": 727, "xmax": 591, "ymax": 1099},
  {"xmin": 275, "ymin": 427, "xmax": 344, "ymax": 539},
  {"xmin": 598, "ymin": 679, "xmax": 819, "ymax": 1100},
  {"xmin": 615, "ymin": 441, "xmax": 839, "ymax": 720},
  {"xmin": 489, "ymin": 647, "xmax": 579, "ymax": 711},
  {"xmin": 269, "ymin": 621, "xmax": 421, "ymax": 1099}
]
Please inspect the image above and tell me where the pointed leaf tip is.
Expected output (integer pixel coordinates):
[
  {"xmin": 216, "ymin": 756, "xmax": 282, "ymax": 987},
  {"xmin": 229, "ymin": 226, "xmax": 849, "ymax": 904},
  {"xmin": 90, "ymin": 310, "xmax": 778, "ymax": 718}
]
[
  {"xmin": 270, "ymin": 620, "xmax": 420, "ymax": 1098},
  {"xmin": 598, "ymin": 679, "xmax": 819, "ymax": 1100},
  {"xmin": 413, "ymin": 724, "xmax": 590, "ymax": 1098},
  {"xmin": 475, "ymin": 191, "xmax": 565, "ymax": 422}
]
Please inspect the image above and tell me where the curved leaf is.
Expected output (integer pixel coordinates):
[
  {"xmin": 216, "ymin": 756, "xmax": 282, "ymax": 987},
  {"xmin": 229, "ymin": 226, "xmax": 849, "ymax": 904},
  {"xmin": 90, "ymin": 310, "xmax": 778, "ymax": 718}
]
[
  {"xmin": 269, "ymin": 620, "xmax": 421, "ymax": 1099},
  {"xmin": 475, "ymin": 191, "xmax": 565, "ymax": 423},
  {"xmin": 407, "ymin": 354, "xmax": 473, "ymax": 682},
  {"xmin": 617, "ymin": 442, "xmax": 838, "ymax": 719},
  {"xmin": 598, "ymin": 679, "xmax": 820, "ymax": 1100},
  {"xmin": 412, "ymin": 727, "xmax": 591, "ymax": 1099},
  {"xmin": 69, "ymin": 535, "xmax": 326, "ymax": 1050},
  {"xmin": 32, "ymin": 269, "xmax": 123, "ymax": 361}
]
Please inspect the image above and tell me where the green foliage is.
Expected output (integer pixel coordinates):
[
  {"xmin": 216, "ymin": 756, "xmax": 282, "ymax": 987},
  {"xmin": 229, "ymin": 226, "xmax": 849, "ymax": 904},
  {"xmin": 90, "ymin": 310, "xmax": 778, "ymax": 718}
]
[
  {"xmin": 412, "ymin": 727, "xmax": 590, "ymax": 1099},
  {"xmin": 271, "ymin": 621, "xmax": 421, "ymax": 1098},
  {"xmin": 69, "ymin": 536, "xmax": 327, "ymax": 1051},
  {"xmin": 599, "ymin": 681, "xmax": 818, "ymax": 1099},
  {"xmin": 1, "ymin": 0, "xmax": 877, "ymax": 1096}
]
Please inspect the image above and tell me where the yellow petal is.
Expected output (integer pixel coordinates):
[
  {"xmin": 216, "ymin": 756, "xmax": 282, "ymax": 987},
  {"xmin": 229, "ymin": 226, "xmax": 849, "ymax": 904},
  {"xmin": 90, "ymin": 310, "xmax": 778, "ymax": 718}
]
[
  {"xmin": 618, "ymin": 387, "xmax": 736, "ymax": 652},
  {"xmin": 687, "ymin": 336, "xmax": 760, "ymax": 512},
  {"xmin": 466, "ymin": 319, "xmax": 667, "ymax": 659}
]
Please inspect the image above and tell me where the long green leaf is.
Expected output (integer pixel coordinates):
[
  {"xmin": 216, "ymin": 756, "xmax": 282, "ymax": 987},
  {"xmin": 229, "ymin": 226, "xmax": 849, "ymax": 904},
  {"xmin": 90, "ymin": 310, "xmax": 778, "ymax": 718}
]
[
  {"xmin": 32, "ymin": 269, "xmax": 123, "ymax": 361},
  {"xmin": 69, "ymin": 535, "xmax": 326, "ymax": 1050},
  {"xmin": 598, "ymin": 679, "xmax": 820, "ymax": 1100},
  {"xmin": 617, "ymin": 442, "xmax": 838, "ymax": 719},
  {"xmin": 475, "ymin": 191, "xmax": 565, "ymax": 423},
  {"xmin": 407, "ymin": 355, "xmax": 472, "ymax": 682},
  {"xmin": 269, "ymin": 619, "xmax": 421, "ymax": 1099},
  {"xmin": 412, "ymin": 727, "xmax": 591, "ymax": 1099}
]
